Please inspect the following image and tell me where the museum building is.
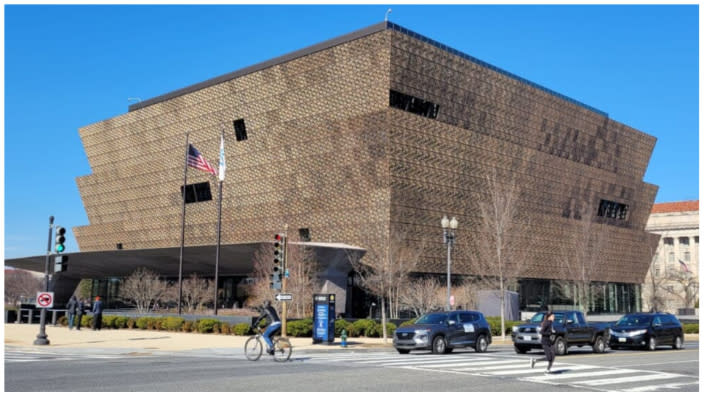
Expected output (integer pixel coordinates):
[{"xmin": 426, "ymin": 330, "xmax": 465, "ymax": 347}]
[{"xmin": 9, "ymin": 22, "xmax": 659, "ymax": 316}]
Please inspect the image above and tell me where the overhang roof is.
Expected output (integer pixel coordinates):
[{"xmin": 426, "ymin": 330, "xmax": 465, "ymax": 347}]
[{"xmin": 5, "ymin": 242, "xmax": 366, "ymax": 280}]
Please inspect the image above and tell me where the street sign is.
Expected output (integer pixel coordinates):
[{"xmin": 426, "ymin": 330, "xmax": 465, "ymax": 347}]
[
  {"xmin": 275, "ymin": 293, "xmax": 293, "ymax": 301},
  {"xmin": 450, "ymin": 295, "xmax": 455, "ymax": 306},
  {"xmin": 36, "ymin": 292, "xmax": 54, "ymax": 308}
]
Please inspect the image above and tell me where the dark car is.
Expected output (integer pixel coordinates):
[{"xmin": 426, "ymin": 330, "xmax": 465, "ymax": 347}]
[
  {"xmin": 511, "ymin": 310, "xmax": 610, "ymax": 355},
  {"xmin": 608, "ymin": 312, "xmax": 684, "ymax": 351},
  {"xmin": 393, "ymin": 310, "xmax": 492, "ymax": 354}
]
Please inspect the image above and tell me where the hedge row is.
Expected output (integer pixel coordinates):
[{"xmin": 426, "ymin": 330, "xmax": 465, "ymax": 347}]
[{"xmin": 56, "ymin": 315, "xmax": 699, "ymax": 336}]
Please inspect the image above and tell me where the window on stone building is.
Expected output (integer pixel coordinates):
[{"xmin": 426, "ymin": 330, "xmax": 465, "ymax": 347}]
[
  {"xmin": 181, "ymin": 182, "xmax": 212, "ymax": 204},
  {"xmin": 679, "ymin": 237, "xmax": 690, "ymax": 246},
  {"xmin": 233, "ymin": 118, "xmax": 247, "ymax": 141},
  {"xmin": 654, "ymin": 266, "xmax": 660, "ymax": 277},
  {"xmin": 684, "ymin": 252, "xmax": 691, "ymax": 262},
  {"xmin": 389, "ymin": 90, "xmax": 440, "ymax": 119},
  {"xmin": 597, "ymin": 199, "xmax": 628, "ymax": 220},
  {"xmin": 695, "ymin": 236, "xmax": 699, "ymax": 244},
  {"xmin": 299, "ymin": 228, "xmax": 311, "ymax": 242},
  {"xmin": 668, "ymin": 252, "xmax": 675, "ymax": 264},
  {"xmin": 664, "ymin": 237, "xmax": 674, "ymax": 246}
]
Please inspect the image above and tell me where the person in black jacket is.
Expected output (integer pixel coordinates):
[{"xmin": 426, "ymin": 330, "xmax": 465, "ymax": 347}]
[
  {"xmin": 253, "ymin": 300, "xmax": 281, "ymax": 355},
  {"xmin": 75, "ymin": 299, "xmax": 85, "ymax": 330},
  {"xmin": 530, "ymin": 311, "xmax": 556, "ymax": 374},
  {"xmin": 91, "ymin": 296, "xmax": 104, "ymax": 331},
  {"xmin": 66, "ymin": 296, "xmax": 77, "ymax": 330}
]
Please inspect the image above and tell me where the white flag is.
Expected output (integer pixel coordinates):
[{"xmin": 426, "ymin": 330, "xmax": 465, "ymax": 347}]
[{"xmin": 218, "ymin": 131, "xmax": 226, "ymax": 181}]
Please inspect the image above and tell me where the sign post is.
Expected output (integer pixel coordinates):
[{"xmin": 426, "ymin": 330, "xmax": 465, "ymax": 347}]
[
  {"xmin": 36, "ymin": 292, "xmax": 54, "ymax": 309},
  {"xmin": 34, "ymin": 216, "xmax": 54, "ymax": 346}
]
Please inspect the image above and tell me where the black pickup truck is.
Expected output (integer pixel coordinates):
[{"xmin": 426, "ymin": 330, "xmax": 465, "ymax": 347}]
[{"xmin": 511, "ymin": 310, "xmax": 610, "ymax": 355}]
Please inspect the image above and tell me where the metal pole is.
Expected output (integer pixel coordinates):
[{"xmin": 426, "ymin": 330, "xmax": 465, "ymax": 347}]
[
  {"xmin": 446, "ymin": 231, "xmax": 452, "ymax": 311},
  {"xmin": 214, "ymin": 178, "xmax": 223, "ymax": 315},
  {"xmin": 34, "ymin": 216, "xmax": 53, "ymax": 345},
  {"xmin": 178, "ymin": 132, "xmax": 190, "ymax": 316}
]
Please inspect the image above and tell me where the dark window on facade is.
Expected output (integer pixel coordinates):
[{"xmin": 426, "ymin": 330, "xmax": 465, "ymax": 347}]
[
  {"xmin": 597, "ymin": 199, "xmax": 629, "ymax": 220},
  {"xmin": 299, "ymin": 228, "xmax": 311, "ymax": 242},
  {"xmin": 181, "ymin": 182, "xmax": 212, "ymax": 204},
  {"xmin": 389, "ymin": 90, "xmax": 439, "ymax": 119},
  {"xmin": 233, "ymin": 118, "xmax": 247, "ymax": 141},
  {"xmin": 664, "ymin": 237, "xmax": 674, "ymax": 246}
]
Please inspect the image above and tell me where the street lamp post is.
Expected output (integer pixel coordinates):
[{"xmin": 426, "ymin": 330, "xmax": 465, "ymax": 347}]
[
  {"xmin": 369, "ymin": 302, "xmax": 376, "ymax": 319},
  {"xmin": 442, "ymin": 215, "xmax": 458, "ymax": 311}
]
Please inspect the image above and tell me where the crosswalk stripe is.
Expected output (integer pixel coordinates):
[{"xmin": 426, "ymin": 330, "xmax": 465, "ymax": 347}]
[
  {"xmin": 419, "ymin": 359, "xmax": 521, "ymax": 369},
  {"xmin": 622, "ymin": 381, "xmax": 700, "ymax": 392},
  {"xmin": 522, "ymin": 368, "xmax": 637, "ymax": 381},
  {"xmin": 485, "ymin": 365, "xmax": 593, "ymax": 376},
  {"xmin": 573, "ymin": 373, "xmax": 685, "ymax": 386},
  {"xmin": 377, "ymin": 357, "xmax": 481, "ymax": 366}
]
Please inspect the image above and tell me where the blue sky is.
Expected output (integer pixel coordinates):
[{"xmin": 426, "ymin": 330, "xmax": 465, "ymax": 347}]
[{"xmin": 4, "ymin": 5, "xmax": 699, "ymax": 259}]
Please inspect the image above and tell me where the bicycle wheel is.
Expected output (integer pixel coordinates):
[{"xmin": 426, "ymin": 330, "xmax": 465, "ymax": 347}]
[
  {"xmin": 244, "ymin": 336, "xmax": 263, "ymax": 361},
  {"xmin": 272, "ymin": 337, "xmax": 292, "ymax": 362}
]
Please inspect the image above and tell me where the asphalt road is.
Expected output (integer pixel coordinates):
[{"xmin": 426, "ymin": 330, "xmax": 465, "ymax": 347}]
[{"xmin": 4, "ymin": 342, "xmax": 699, "ymax": 392}]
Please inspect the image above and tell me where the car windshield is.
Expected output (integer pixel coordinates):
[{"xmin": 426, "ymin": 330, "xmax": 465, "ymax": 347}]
[
  {"xmin": 415, "ymin": 313, "xmax": 448, "ymax": 325},
  {"xmin": 615, "ymin": 315, "xmax": 652, "ymax": 327},
  {"xmin": 529, "ymin": 312, "xmax": 565, "ymax": 324}
]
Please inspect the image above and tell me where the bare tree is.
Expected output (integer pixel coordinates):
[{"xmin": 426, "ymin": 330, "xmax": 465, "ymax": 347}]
[
  {"xmin": 666, "ymin": 269, "xmax": 699, "ymax": 310},
  {"xmin": 470, "ymin": 164, "xmax": 532, "ymax": 339},
  {"xmin": 118, "ymin": 267, "xmax": 170, "ymax": 313},
  {"xmin": 4, "ymin": 269, "xmax": 43, "ymax": 306},
  {"xmin": 245, "ymin": 237, "xmax": 323, "ymax": 318},
  {"xmin": 354, "ymin": 227, "xmax": 426, "ymax": 342},
  {"xmin": 181, "ymin": 273, "xmax": 215, "ymax": 312},
  {"xmin": 556, "ymin": 204, "xmax": 606, "ymax": 312},
  {"xmin": 641, "ymin": 245, "xmax": 670, "ymax": 313},
  {"xmin": 400, "ymin": 276, "xmax": 443, "ymax": 317}
]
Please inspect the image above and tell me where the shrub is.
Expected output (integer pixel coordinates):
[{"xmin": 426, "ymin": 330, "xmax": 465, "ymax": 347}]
[
  {"xmin": 335, "ymin": 319, "xmax": 350, "ymax": 336},
  {"xmin": 82, "ymin": 315, "xmax": 93, "ymax": 328},
  {"xmin": 287, "ymin": 318, "xmax": 313, "ymax": 337},
  {"xmin": 59, "ymin": 316, "xmax": 69, "ymax": 326},
  {"xmin": 136, "ymin": 317, "xmax": 150, "ymax": 330},
  {"xmin": 683, "ymin": 323, "xmax": 698, "ymax": 334},
  {"xmin": 232, "ymin": 323, "xmax": 251, "ymax": 336},
  {"xmin": 349, "ymin": 319, "xmax": 377, "ymax": 337},
  {"xmin": 197, "ymin": 319, "xmax": 220, "ymax": 333},
  {"xmin": 103, "ymin": 315, "xmax": 118, "ymax": 329},
  {"xmin": 486, "ymin": 316, "xmax": 522, "ymax": 336},
  {"xmin": 127, "ymin": 317, "xmax": 137, "ymax": 329},
  {"xmin": 182, "ymin": 320, "xmax": 193, "ymax": 333},
  {"xmin": 400, "ymin": 318, "xmax": 418, "ymax": 327},
  {"xmin": 219, "ymin": 322, "xmax": 231, "ymax": 335},
  {"xmin": 372, "ymin": 321, "xmax": 396, "ymax": 337},
  {"xmin": 162, "ymin": 317, "xmax": 185, "ymax": 331},
  {"xmin": 114, "ymin": 316, "xmax": 128, "ymax": 329}
]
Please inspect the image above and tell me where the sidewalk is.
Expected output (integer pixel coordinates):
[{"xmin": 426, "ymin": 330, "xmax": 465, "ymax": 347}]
[{"xmin": 3, "ymin": 323, "xmax": 394, "ymax": 353}]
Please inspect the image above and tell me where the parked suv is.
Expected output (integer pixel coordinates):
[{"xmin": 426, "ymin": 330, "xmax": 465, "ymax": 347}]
[
  {"xmin": 608, "ymin": 312, "xmax": 684, "ymax": 351},
  {"xmin": 393, "ymin": 310, "xmax": 492, "ymax": 354}
]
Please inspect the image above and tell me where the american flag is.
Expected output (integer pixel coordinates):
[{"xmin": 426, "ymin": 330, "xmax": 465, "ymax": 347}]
[
  {"xmin": 187, "ymin": 144, "xmax": 216, "ymax": 176},
  {"xmin": 678, "ymin": 259, "xmax": 692, "ymax": 273}
]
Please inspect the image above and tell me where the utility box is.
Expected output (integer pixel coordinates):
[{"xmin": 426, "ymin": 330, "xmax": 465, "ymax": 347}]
[{"xmin": 313, "ymin": 294, "xmax": 336, "ymax": 344}]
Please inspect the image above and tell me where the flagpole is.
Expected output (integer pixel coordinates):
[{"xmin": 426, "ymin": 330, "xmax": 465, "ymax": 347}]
[
  {"xmin": 214, "ymin": 127, "xmax": 225, "ymax": 315},
  {"xmin": 178, "ymin": 131, "xmax": 190, "ymax": 316}
]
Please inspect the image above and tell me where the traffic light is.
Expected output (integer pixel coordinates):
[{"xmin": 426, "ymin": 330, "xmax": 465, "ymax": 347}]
[
  {"xmin": 54, "ymin": 255, "xmax": 68, "ymax": 273},
  {"xmin": 55, "ymin": 226, "xmax": 66, "ymax": 253},
  {"xmin": 271, "ymin": 233, "xmax": 286, "ymax": 290}
]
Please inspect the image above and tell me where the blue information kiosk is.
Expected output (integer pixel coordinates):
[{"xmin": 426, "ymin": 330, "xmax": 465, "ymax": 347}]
[{"xmin": 312, "ymin": 294, "xmax": 335, "ymax": 345}]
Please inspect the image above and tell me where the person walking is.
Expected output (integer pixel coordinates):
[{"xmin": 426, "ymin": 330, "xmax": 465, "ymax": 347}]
[
  {"xmin": 92, "ymin": 296, "xmax": 104, "ymax": 331},
  {"xmin": 66, "ymin": 296, "xmax": 77, "ymax": 330},
  {"xmin": 75, "ymin": 298, "xmax": 85, "ymax": 330},
  {"xmin": 530, "ymin": 311, "xmax": 556, "ymax": 375}
]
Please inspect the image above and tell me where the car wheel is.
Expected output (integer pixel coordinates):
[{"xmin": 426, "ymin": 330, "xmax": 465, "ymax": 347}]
[
  {"xmin": 432, "ymin": 336, "xmax": 447, "ymax": 354},
  {"xmin": 514, "ymin": 345, "xmax": 528, "ymax": 354},
  {"xmin": 475, "ymin": 334, "xmax": 489, "ymax": 353},
  {"xmin": 647, "ymin": 336, "xmax": 656, "ymax": 351},
  {"xmin": 396, "ymin": 349, "xmax": 410, "ymax": 354},
  {"xmin": 592, "ymin": 335, "xmax": 606, "ymax": 353},
  {"xmin": 672, "ymin": 336, "xmax": 683, "ymax": 350},
  {"xmin": 554, "ymin": 337, "xmax": 567, "ymax": 356}
]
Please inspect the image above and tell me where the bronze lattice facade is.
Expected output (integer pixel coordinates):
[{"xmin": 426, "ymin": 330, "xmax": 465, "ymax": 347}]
[{"xmin": 74, "ymin": 22, "xmax": 658, "ymax": 287}]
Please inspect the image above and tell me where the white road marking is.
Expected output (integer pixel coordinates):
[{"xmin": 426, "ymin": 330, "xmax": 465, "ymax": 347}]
[{"xmin": 573, "ymin": 372, "xmax": 685, "ymax": 386}]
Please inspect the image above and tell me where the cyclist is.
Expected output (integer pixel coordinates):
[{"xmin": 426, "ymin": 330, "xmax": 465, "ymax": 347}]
[{"xmin": 254, "ymin": 300, "xmax": 281, "ymax": 355}]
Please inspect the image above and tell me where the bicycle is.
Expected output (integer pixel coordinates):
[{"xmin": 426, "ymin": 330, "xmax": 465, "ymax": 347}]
[{"xmin": 244, "ymin": 326, "xmax": 292, "ymax": 362}]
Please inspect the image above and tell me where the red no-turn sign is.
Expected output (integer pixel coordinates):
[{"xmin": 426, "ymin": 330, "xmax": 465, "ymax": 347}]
[{"xmin": 36, "ymin": 292, "xmax": 54, "ymax": 308}]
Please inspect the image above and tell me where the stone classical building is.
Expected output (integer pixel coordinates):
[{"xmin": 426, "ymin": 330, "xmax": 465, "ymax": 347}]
[
  {"xmin": 9, "ymin": 22, "xmax": 659, "ymax": 315},
  {"xmin": 642, "ymin": 200, "xmax": 699, "ymax": 314}
]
